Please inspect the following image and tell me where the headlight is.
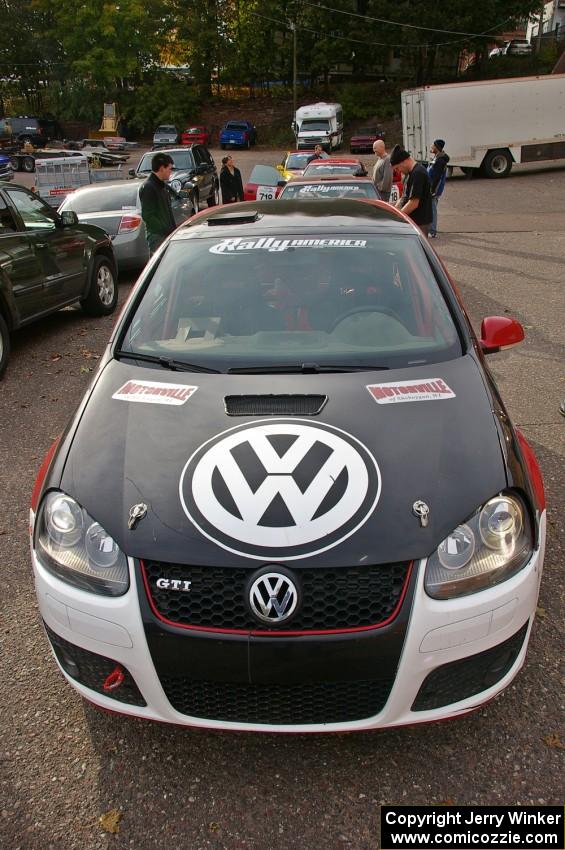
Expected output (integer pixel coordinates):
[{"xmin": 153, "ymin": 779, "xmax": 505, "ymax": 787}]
[
  {"xmin": 170, "ymin": 179, "xmax": 182, "ymax": 192},
  {"xmin": 425, "ymin": 492, "xmax": 533, "ymax": 599},
  {"xmin": 35, "ymin": 491, "xmax": 129, "ymax": 596}
]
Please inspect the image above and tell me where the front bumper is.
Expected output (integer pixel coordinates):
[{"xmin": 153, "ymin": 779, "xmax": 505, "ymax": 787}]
[{"xmin": 31, "ymin": 512, "xmax": 545, "ymax": 733}]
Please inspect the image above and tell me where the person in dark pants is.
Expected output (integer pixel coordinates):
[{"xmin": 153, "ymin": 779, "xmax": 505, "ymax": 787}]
[
  {"xmin": 220, "ymin": 155, "xmax": 244, "ymax": 203},
  {"xmin": 390, "ymin": 145, "xmax": 433, "ymax": 238},
  {"xmin": 139, "ymin": 152, "xmax": 176, "ymax": 255},
  {"xmin": 427, "ymin": 139, "xmax": 450, "ymax": 238}
]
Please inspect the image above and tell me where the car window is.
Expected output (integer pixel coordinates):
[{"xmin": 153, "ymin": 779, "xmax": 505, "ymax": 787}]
[
  {"xmin": 280, "ymin": 182, "xmax": 378, "ymax": 200},
  {"xmin": 62, "ymin": 184, "xmax": 140, "ymax": 213},
  {"xmin": 157, "ymin": 126, "xmax": 177, "ymax": 133},
  {"xmin": 285, "ymin": 153, "xmax": 313, "ymax": 169},
  {"xmin": 300, "ymin": 119, "xmax": 330, "ymax": 131},
  {"xmin": 226, "ymin": 123, "xmax": 248, "ymax": 131},
  {"xmin": 304, "ymin": 163, "xmax": 364, "ymax": 176},
  {"xmin": 6, "ymin": 188, "xmax": 57, "ymax": 231},
  {"xmin": 248, "ymin": 165, "xmax": 282, "ymax": 186},
  {"xmin": 185, "ymin": 128, "xmax": 202, "ymax": 134},
  {"xmin": 137, "ymin": 151, "xmax": 195, "ymax": 173},
  {"xmin": 0, "ymin": 195, "xmax": 18, "ymax": 232},
  {"xmin": 192, "ymin": 146, "xmax": 205, "ymax": 165},
  {"xmin": 119, "ymin": 234, "xmax": 461, "ymax": 372}
]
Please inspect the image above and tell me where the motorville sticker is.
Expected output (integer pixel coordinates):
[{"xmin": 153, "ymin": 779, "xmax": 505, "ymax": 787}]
[
  {"xmin": 209, "ymin": 237, "xmax": 367, "ymax": 254},
  {"xmin": 367, "ymin": 379, "xmax": 456, "ymax": 404},
  {"xmin": 112, "ymin": 380, "xmax": 198, "ymax": 406}
]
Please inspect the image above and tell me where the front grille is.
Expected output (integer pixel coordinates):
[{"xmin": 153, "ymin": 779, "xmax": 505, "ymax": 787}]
[
  {"xmin": 44, "ymin": 622, "xmax": 146, "ymax": 706},
  {"xmin": 224, "ymin": 394, "xmax": 327, "ymax": 416},
  {"xmin": 160, "ymin": 676, "xmax": 394, "ymax": 724},
  {"xmin": 142, "ymin": 560, "xmax": 411, "ymax": 632},
  {"xmin": 412, "ymin": 621, "xmax": 529, "ymax": 712}
]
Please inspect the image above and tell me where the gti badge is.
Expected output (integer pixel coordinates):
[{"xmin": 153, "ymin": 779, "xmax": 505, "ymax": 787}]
[
  {"xmin": 128, "ymin": 502, "xmax": 148, "ymax": 530},
  {"xmin": 156, "ymin": 578, "xmax": 192, "ymax": 592}
]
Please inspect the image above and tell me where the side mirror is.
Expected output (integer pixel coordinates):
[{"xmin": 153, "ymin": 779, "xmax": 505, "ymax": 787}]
[
  {"xmin": 480, "ymin": 316, "xmax": 524, "ymax": 354},
  {"xmin": 277, "ymin": 180, "xmax": 287, "ymax": 188},
  {"xmin": 128, "ymin": 168, "xmax": 136, "ymax": 177},
  {"xmin": 60, "ymin": 210, "xmax": 79, "ymax": 227}
]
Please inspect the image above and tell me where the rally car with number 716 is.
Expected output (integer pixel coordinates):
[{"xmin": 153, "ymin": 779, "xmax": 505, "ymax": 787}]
[{"xmin": 30, "ymin": 199, "xmax": 546, "ymax": 733}]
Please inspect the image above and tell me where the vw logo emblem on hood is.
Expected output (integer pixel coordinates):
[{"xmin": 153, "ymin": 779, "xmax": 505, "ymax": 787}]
[
  {"xmin": 247, "ymin": 569, "xmax": 299, "ymax": 624},
  {"xmin": 179, "ymin": 419, "xmax": 381, "ymax": 560}
]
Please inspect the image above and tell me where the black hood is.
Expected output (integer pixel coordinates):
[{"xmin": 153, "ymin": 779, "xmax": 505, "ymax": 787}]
[{"xmin": 59, "ymin": 355, "xmax": 507, "ymax": 567}]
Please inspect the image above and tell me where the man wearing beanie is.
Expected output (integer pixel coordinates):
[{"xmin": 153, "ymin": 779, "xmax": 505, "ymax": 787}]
[
  {"xmin": 427, "ymin": 139, "xmax": 450, "ymax": 237},
  {"xmin": 390, "ymin": 144, "xmax": 433, "ymax": 237}
]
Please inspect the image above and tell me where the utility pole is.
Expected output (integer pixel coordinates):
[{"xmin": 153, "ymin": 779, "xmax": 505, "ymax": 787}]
[
  {"xmin": 537, "ymin": 2, "xmax": 545, "ymax": 53},
  {"xmin": 292, "ymin": 20, "xmax": 297, "ymax": 132}
]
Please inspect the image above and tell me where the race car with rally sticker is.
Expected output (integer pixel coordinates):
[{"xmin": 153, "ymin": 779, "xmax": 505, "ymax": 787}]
[{"xmin": 30, "ymin": 198, "xmax": 546, "ymax": 733}]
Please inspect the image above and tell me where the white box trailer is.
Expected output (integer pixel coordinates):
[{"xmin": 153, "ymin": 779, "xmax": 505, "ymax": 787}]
[{"xmin": 401, "ymin": 74, "xmax": 565, "ymax": 177}]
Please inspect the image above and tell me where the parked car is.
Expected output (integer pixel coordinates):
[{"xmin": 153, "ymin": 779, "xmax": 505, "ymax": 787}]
[
  {"xmin": 243, "ymin": 164, "xmax": 286, "ymax": 201},
  {"xmin": 30, "ymin": 198, "xmax": 546, "ymax": 732},
  {"xmin": 277, "ymin": 150, "xmax": 325, "ymax": 180},
  {"xmin": 506, "ymin": 38, "xmax": 532, "ymax": 55},
  {"xmin": 152, "ymin": 125, "xmax": 180, "ymax": 149},
  {"xmin": 79, "ymin": 141, "xmax": 129, "ymax": 166},
  {"xmin": 220, "ymin": 120, "xmax": 258, "ymax": 149},
  {"xmin": 58, "ymin": 180, "xmax": 194, "ymax": 271},
  {"xmin": 0, "ymin": 181, "xmax": 117, "ymax": 377},
  {"xmin": 181, "ymin": 126, "xmax": 212, "ymax": 147},
  {"xmin": 0, "ymin": 116, "xmax": 47, "ymax": 147},
  {"xmin": 278, "ymin": 175, "xmax": 380, "ymax": 200},
  {"xmin": 0, "ymin": 154, "xmax": 13, "ymax": 182},
  {"xmin": 303, "ymin": 158, "xmax": 368, "ymax": 177},
  {"xmin": 349, "ymin": 127, "xmax": 385, "ymax": 154},
  {"xmin": 132, "ymin": 147, "xmax": 219, "ymax": 212}
]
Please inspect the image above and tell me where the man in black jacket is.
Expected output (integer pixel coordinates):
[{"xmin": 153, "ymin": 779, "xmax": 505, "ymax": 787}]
[{"xmin": 139, "ymin": 152, "xmax": 177, "ymax": 255}]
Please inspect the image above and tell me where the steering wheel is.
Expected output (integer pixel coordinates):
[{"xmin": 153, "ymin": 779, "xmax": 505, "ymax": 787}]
[{"xmin": 330, "ymin": 305, "xmax": 407, "ymax": 332}]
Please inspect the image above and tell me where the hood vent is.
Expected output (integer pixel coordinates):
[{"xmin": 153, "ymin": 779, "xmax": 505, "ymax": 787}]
[{"xmin": 224, "ymin": 394, "xmax": 327, "ymax": 416}]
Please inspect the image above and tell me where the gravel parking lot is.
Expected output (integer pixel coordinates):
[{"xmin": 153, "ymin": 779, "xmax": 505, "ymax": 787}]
[{"xmin": 1, "ymin": 149, "xmax": 563, "ymax": 850}]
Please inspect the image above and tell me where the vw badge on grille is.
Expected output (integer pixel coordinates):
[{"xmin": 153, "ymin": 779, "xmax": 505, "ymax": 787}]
[{"xmin": 248, "ymin": 570, "xmax": 299, "ymax": 624}]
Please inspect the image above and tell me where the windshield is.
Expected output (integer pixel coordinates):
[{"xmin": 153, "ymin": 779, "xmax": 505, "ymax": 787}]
[
  {"xmin": 226, "ymin": 123, "xmax": 248, "ymax": 131},
  {"xmin": 285, "ymin": 153, "xmax": 314, "ymax": 169},
  {"xmin": 300, "ymin": 119, "xmax": 330, "ymax": 131},
  {"xmin": 248, "ymin": 165, "xmax": 282, "ymax": 185},
  {"xmin": 304, "ymin": 163, "xmax": 365, "ymax": 177},
  {"xmin": 118, "ymin": 234, "xmax": 461, "ymax": 372},
  {"xmin": 137, "ymin": 151, "xmax": 194, "ymax": 174},
  {"xmin": 280, "ymin": 182, "xmax": 378, "ymax": 200},
  {"xmin": 62, "ymin": 184, "xmax": 140, "ymax": 213},
  {"xmin": 185, "ymin": 127, "xmax": 203, "ymax": 134},
  {"xmin": 156, "ymin": 126, "xmax": 177, "ymax": 134}
]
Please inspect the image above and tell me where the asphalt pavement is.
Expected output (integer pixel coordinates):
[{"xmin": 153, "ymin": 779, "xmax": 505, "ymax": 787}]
[{"xmin": 1, "ymin": 149, "xmax": 563, "ymax": 850}]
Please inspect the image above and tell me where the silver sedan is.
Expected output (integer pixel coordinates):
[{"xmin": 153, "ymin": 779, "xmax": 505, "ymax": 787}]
[{"xmin": 58, "ymin": 180, "xmax": 193, "ymax": 270}]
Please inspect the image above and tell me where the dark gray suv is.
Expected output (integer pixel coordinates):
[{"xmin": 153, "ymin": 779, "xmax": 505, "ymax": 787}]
[{"xmin": 132, "ymin": 146, "xmax": 219, "ymax": 213}]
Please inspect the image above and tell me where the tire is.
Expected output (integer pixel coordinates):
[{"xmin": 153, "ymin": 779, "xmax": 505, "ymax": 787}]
[
  {"xmin": 9, "ymin": 155, "xmax": 20, "ymax": 170},
  {"xmin": 207, "ymin": 184, "xmax": 219, "ymax": 208},
  {"xmin": 23, "ymin": 156, "xmax": 35, "ymax": 173},
  {"xmin": 482, "ymin": 149, "xmax": 512, "ymax": 179},
  {"xmin": 461, "ymin": 166, "xmax": 477, "ymax": 179},
  {"xmin": 0, "ymin": 312, "xmax": 10, "ymax": 379},
  {"xmin": 81, "ymin": 255, "xmax": 117, "ymax": 317}
]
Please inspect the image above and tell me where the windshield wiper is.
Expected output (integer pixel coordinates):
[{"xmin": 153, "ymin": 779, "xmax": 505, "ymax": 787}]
[
  {"xmin": 228, "ymin": 363, "xmax": 389, "ymax": 374},
  {"xmin": 115, "ymin": 350, "xmax": 221, "ymax": 373}
]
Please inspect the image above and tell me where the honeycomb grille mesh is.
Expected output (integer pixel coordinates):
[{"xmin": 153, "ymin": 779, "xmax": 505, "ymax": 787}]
[
  {"xmin": 160, "ymin": 676, "xmax": 394, "ymax": 724},
  {"xmin": 142, "ymin": 561, "xmax": 410, "ymax": 631}
]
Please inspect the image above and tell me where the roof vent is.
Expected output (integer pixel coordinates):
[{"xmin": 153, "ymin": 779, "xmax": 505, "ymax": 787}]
[
  {"xmin": 224, "ymin": 394, "xmax": 327, "ymax": 416},
  {"xmin": 207, "ymin": 209, "xmax": 260, "ymax": 226}
]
